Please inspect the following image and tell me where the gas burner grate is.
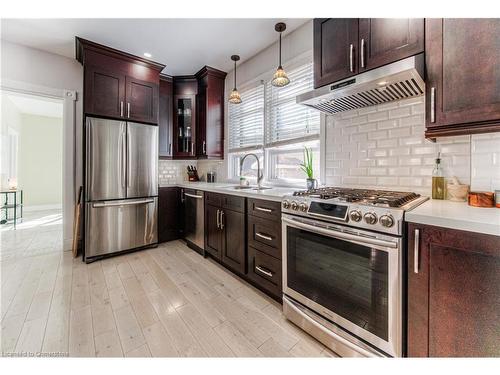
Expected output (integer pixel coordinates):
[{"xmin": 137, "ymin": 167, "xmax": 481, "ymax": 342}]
[{"xmin": 293, "ymin": 187, "xmax": 421, "ymax": 208}]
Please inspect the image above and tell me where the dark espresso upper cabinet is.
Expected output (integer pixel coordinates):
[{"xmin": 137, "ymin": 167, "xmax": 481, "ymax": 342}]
[
  {"xmin": 159, "ymin": 75, "xmax": 173, "ymax": 158},
  {"xmin": 407, "ymin": 223, "xmax": 500, "ymax": 357},
  {"xmin": 173, "ymin": 76, "xmax": 198, "ymax": 159},
  {"xmin": 358, "ymin": 18, "xmax": 424, "ymax": 72},
  {"xmin": 314, "ymin": 18, "xmax": 359, "ymax": 88},
  {"xmin": 76, "ymin": 37, "xmax": 164, "ymax": 124},
  {"xmin": 195, "ymin": 67, "xmax": 227, "ymax": 159},
  {"xmin": 84, "ymin": 65, "xmax": 126, "ymax": 119},
  {"xmin": 425, "ymin": 19, "xmax": 500, "ymax": 138},
  {"xmin": 313, "ymin": 19, "xmax": 424, "ymax": 89}
]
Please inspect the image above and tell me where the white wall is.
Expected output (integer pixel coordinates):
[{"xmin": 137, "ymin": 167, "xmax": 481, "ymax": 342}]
[
  {"xmin": 1, "ymin": 40, "xmax": 82, "ymax": 249},
  {"xmin": 1, "ymin": 95, "xmax": 22, "ymax": 188},
  {"xmin": 18, "ymin": 113, "xmax": 63, "ymax": 207}
]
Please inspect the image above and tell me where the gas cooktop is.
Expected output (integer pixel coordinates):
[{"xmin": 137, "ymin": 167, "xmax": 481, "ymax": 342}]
[
  {"xmin": 283, "ymin": 187, "xmax": 429, "ymax": 236},
  {"xmin": 292, "ymin": 187, "xmax": 421, "ymax": 208}
]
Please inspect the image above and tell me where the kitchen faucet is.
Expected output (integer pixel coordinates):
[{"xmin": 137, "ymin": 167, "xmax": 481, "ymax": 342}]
[{"xmin": 240, "ymin": 153, "xmax": 263, "ymax": 189}]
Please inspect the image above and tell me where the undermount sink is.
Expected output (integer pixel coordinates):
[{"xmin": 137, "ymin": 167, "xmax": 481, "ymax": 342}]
[{"xmin": 227, "ymin": 185, "xmax": 272, "ymax": 191}]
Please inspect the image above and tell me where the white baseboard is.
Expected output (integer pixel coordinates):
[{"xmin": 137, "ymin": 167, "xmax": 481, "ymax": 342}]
[
  {"xmin": 24, "ymin": 204, "xmax": 62, "ymax": 212},
  {"xmin": 63, "ymin": 238, "xmax": 73, "ymax": 251}
]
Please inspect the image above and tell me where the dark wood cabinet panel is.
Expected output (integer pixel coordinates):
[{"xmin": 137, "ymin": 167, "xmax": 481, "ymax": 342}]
[
  {"xmin": 221, "ymin": 209, "xmax": 246, "ymax": 274},
  {"xmin": 425, "ymin": 19, "xmax": 500, "ymax": 137},
  {"xmin": 247, "ymin": 198, "xmax": 281, "ymax": 222},
  {"xmin": 205, "ymin": 203, "xmax": 222, "ymax": 259},
  {"xmin": 358, "ymin": 18, "xmax": 424, "ymax": 72},
  {"xmin": 247, "ymin": 246, "xmax": 282, "ymax": 300},
  {"xmin": 222, "ymin": 194, "xmax": 245, "ymax": 213},
  {"xmin": 195, "ymin": 67, "xmax": 226, "ymax": 159},
  {"xmin": 205, "ymin": 192, "xmax": 223, "ymax": 207},
  {"xmin": 407, "ymin": 223, "xmax": 500, "ymax": 357},
  {"xmin": 125, "ymin": 76, "xmax": 159, "ymax": 124},
  {"xmin": 77, "ymin": 38, "xmax": 164, "ymax": 124},
  {"xmin": 159, "ymin": 76, "xmax": 173, "ymax": 158},
  {"xmin": 84, "ymin": 65, "xmax": 126, "ymax": 119},
  {"xmin": 247, "ymin": 215, "xmax": 281, "ymax": 259},
  {"xmin": 313, "ymin": 18, "xmax": 359, "ymax": 88},
  {"xmin": 158, "ymin": 187, "xmax": 179, "ymax": 243}
]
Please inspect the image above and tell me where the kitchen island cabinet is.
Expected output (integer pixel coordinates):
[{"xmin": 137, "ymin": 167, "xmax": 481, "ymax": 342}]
[{"xmin": 407, "ymin": 223, "xmax": 500, "ymax": 357}]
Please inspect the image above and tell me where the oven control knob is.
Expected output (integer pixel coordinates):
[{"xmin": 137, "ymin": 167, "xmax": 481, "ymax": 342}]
[
  {"xmin": 349, "ymin": 210, "xmax": 362, "ymax": 222},
  {"xmin": 380, "ymin": 214, "xmax": 395, "ymax": 228},
  {"xmin": 299, "ymin": 203, "xmax": 308, "ymax": 212},
  {"xmin": 364, "ymin": 212, "xmax": 378, "ymax": 225},
  {"xmin": 282, "ymin": 200, "xmax": 291, "ymax": 209},
  {"xmin": 291, "ymin": 201, "xmax": 299, "ymax": 210}
]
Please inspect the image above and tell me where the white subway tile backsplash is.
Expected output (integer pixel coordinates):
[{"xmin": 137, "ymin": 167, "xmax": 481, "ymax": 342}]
[{"xmin": 324, "ymin": 96, "xmax": 498, "ymax": 195}]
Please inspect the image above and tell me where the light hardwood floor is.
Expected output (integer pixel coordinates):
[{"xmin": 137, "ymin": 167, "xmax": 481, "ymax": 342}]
[{"xmin": 1, "ymin": 240, "xmax": 337, "ymax": 357}]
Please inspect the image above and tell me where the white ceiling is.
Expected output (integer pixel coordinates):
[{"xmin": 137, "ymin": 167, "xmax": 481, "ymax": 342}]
[
  {"xmin": 1, "ymin": 18, "xmax": 309, "ymax": 75},
  {"xmin": 4, "ymin": 92, "xmax": 63, "ymax": 118}
]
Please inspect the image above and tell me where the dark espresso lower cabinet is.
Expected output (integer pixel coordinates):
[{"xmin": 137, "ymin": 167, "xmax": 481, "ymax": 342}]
[
  {"xmin": 407, "ymin": 223, "xmax": 500, "ymax": 357},
  {"xmin": 205, "ymin": 192, "xmax": 246, "ymax": 275},
  {"xmin": 158, "ymin": 187, "xmax": 180, "ymax": 243}
]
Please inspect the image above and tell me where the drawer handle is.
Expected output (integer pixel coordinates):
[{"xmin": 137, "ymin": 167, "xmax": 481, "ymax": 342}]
[
  {"xmin": 255, "ymin": 265, "xmax": 273, "ymax": 278},
  {"xmin": 255, "ymin": 206, "xmax": 272, "ymax": 213},
  {"xmin": 414, "ymin": 228, "xmax": 420, "ymax": 274},
  {"xmin": 256, "ymin": 232, "xmax": 273, "ymax": 241}
]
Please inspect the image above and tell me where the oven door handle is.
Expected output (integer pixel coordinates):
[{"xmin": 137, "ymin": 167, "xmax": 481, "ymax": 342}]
[{"xmin": 282, "ymin": 217, "xmax": 398, "ymax": 249}]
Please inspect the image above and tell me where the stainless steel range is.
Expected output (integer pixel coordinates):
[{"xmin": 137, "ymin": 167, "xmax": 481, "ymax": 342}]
[{"xmin": 281, "ymin": 187, "xmax": 427, "ymax": 357}]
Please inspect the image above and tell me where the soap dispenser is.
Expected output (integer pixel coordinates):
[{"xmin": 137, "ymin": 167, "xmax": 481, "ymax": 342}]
[{"xmin": 432, "ymin": 152, "xmax": 445, "ymax": 199}]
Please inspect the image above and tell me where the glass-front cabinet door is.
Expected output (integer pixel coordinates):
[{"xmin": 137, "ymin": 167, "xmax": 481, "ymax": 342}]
[{"xmin": 173, "ymin": 94, "xmax": 196, "ymax": 158}]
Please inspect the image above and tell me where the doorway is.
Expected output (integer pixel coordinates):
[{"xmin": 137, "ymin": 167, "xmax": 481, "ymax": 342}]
[{"xmin": 1, "ymin": 90, "xmax": 64, "ymax": 260}]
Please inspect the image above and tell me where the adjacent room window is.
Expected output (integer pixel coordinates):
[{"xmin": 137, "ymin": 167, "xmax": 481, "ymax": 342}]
[{"xmin": 227, "ymin": 59, "xmax": 321, "ymax": 186}]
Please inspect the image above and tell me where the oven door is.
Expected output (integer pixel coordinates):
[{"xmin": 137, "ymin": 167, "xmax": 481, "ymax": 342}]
[{"xmin": 282, "ymin": 214, "xmax": 401, "ymax": 357}]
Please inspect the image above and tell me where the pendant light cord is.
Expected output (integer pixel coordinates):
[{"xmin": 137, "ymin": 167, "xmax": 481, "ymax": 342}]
[
  {"xmin": 279, "ymin": 32, "xmax": 282, "ymax": 68},
  {"xmin": 234, "ymin": 60, "xmax": 237, "ymax": 90}
]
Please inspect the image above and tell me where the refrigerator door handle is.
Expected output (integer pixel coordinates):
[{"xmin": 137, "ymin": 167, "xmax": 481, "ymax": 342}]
[
  {"xmin": 126, "ymin": 127, "xmax": 131, "ymax": 188},
  {"xmin": 92, "ymin": 198, "xmax": 155, "ymax": 208},
  {"xmin": 85, "ymin": 120, "xmax": 92, "ymax": 200},
  {"xmin": 121, "ymin": 126, "xmax": 127, "ymax": 188}
]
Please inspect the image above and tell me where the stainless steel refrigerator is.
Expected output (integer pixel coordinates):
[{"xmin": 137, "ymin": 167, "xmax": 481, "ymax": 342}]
[{"xmin": 84, "ymin": 117, "xmax": 158, "ymax": 260}]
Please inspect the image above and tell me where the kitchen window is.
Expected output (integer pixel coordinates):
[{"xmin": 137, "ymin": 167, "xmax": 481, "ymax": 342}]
[{"xmin": 227, "ymin": 58, "xmax": 321, "ymax": 186}]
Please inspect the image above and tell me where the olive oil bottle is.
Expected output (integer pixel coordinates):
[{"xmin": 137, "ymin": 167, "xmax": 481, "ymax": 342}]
[{"xmin": 432, "ymin": 153, "xmax": 445, "ymax": 199}]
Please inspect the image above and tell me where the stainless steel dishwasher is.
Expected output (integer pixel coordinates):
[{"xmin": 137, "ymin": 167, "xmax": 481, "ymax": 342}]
[{"xmin": 181, "ymin": 188, "xmax": 205, "ymax": 254}]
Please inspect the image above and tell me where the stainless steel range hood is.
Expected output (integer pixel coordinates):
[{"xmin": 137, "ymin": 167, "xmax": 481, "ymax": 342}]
[{"xmin": 297, "ymin": 54, "xmax": 425, "ymax": 115}]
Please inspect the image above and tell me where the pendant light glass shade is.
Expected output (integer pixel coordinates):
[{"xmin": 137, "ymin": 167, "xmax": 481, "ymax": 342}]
[
  {"xmin": 271, "ymin": 65, "xmax": 290, "ymax": 87},
  {"xmin": 228, "ymin": 88, "xmax": 242, "ymax": 104},
  {"xmin": 271, "ymin": 22, "xmax": 290, "ymax": 87},
  {"xmin": 229, "ymin": 55, "xmax": 242, "ymax": 104}
]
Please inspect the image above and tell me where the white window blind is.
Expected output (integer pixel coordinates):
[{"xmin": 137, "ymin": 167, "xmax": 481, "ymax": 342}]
[
  {"xmin": 228, "ymin": 82, "xmax": 265, "ymax": 152},
  {"xmin": 265, "ymin": 62, "xmax": 320, "ymax": 147}
]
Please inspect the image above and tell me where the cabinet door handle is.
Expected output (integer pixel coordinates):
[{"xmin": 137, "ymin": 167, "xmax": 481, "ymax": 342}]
[
  {"xmin": 349, "ymin": 44, "xmax": 354, "ymax": 72},
  {"xmin": 255, "ymin": 206, "xmax": 272, "ymax": 213},
  {"xmin": 255, "ymin": 265, "xmax": 273, "ymax": 278},
  {"xmin": 220, "ymin": 210, "xmax": 224, "ymax": 230},
  {"xmin": 120, "ymin": 101, "xmax": 124, "ymax": 117},
  {"xmin": 256, "ymin": 232, "xmax": 273, "ymax": 241},
  {"xmin": 202, "ymin": 141, "xmax": 206, "ymax": 154},
  {"xmin": 430, "ymin": 87, "xmax": 436, "ymax": 123},
  {"xmin": 127, "ymin": 102, "xmax": 131, "ymax": 118},
  {"xmin": 169, "ymin": 143, "xmax": 172, "ymax": 155},
  {"xmin": 360, "ymin": 38, "xmax": 365, "ymax": 68},
  {"xmin": 414, "ymin": 228, "xmax": 420, "ymax": 274},
  {"xmin": 180, "ymin": 189, "xmax": 185, "ymax": 203},
  {"xmin": 216, "ymin": 209, "xmax": 220, "ymax": 229},
  {"xmin": 191, "ymin": 142, "xmax": 195, "ymax": 156}
]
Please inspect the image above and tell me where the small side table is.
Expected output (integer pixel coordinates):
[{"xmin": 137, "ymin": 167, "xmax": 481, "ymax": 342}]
[{"xmin": 1, "ymin": 190, "xmax": 23, "ymax": 229}]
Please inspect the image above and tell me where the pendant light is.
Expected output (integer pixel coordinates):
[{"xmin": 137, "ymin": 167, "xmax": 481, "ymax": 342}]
[
  {"xmin": 271, "ymin": 22, "xmax": 290, "ymax": 87},
  {"xmin": 228, "ymin": 55, "xmax": 242, "ymax": 104}
]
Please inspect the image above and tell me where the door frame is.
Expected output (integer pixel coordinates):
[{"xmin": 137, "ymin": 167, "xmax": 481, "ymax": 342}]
[{"xmin": 1, "ymin": 79, "xmax": 77, "ymax": 251}]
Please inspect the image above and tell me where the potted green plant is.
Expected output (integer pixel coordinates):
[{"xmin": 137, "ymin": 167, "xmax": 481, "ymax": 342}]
[{"xmin": 300, "ymin": 147, "xmax": 317, "ymax": 190}]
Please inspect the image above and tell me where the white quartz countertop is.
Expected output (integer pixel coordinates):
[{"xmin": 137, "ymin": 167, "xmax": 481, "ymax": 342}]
[
  {"xmin": 159, "ymin": 181, "xmax": 296, "ymax": 202},
  {"xmin": 406, "ymin": 199, "xmax": 500, "ymax": 236}
]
